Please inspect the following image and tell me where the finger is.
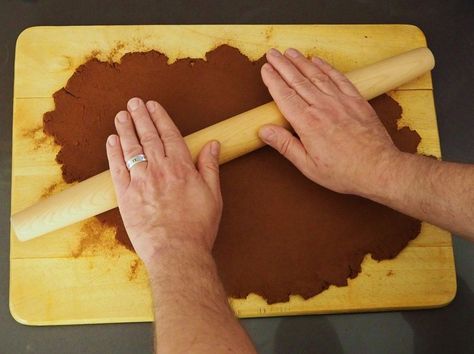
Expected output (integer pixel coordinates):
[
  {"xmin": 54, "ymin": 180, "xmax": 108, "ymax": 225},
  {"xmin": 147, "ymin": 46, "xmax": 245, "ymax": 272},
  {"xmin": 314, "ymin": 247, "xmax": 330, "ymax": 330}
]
[
  {"xmin": 284, "ymin": 48, "xmax": 340, "ymax": 96},
  {"xmin": 145, "ymin": 100, "xmax": 193, "ymax": 162},
  {"xmin": 127, "ymin": 97, "xmax": 165, "ymax": 161},
  {"xmin": 258, "ymin": 124, "xmax": 310, "ymax": 173},
  {"xmin": 106, "ymin": 134, "xmax": 130, "ymax": 194},
  {"xmin": 266, "ymin": 48, "xmax": 322, "ymax": 104},
  {"xmin": 261, "ymin": 63, "xmax": 309, "ymax": 133},
  {"xmin": 197, "ymin": 140, "xmax": 222, "ymax": 201},
  {"xmin": 114, "ymin": 110, "xmax": 147, "ymax": 175},
  {"xmin": 311, "ymin": 57, "xmax": 362, "ymax": 97}
]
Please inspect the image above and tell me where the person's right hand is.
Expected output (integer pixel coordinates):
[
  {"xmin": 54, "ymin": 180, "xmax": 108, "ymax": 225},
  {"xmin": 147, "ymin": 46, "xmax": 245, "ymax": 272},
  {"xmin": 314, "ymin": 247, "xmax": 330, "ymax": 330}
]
[{"xmin": 258, "ymin": 48, "xmax": 403, "ymax": 197}]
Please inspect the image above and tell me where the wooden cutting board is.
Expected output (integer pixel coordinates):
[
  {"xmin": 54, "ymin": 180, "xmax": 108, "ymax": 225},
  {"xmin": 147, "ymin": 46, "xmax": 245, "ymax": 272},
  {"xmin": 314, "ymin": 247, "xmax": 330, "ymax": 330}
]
[{"xmin": 10, "ymin": 25, "xmax": 456, "ymax": 325}]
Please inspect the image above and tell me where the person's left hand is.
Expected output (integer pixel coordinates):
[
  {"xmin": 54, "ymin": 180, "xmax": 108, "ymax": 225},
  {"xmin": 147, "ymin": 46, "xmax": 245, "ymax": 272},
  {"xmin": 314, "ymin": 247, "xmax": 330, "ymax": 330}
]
[{"xmin": 106, "ymin": 98, "xmax": 223, "ymax": 266}]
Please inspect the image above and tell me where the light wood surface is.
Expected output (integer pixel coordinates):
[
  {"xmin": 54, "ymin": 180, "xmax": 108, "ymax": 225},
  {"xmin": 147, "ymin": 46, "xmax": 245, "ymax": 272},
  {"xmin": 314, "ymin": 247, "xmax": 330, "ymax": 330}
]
[
  {"xmin": 10, "ymin": 25, "xmax": 456, "ymax": 325},
  {"xmin": 11, "ymin": 47, "xmax": 435, "ymax": 241}
]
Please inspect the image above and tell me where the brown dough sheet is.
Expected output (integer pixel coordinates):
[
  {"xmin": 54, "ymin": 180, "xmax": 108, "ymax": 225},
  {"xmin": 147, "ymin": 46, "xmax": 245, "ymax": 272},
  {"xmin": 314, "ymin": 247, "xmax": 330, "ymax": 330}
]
[{"xmin": 44, "ymin": 45, "xmax": 421, "ymax": 304}]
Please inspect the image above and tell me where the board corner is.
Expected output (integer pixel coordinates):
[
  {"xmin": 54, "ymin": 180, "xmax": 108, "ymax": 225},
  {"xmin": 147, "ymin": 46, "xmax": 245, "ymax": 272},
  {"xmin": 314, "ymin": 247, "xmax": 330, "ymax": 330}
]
[
  {"xmin": 16, "ymin": 26, "xmax": 46, "ymax": 49},
  {"xmin": 399, "ymin": 24, "xmax": 428, "ymax": 45},
  {"xmin": 431, "ymin": 274, "xmax": 458, "ymax": 309},
  {"xmin": 9, "ymin": 292, "xmax": 37, "ymax": 327}
]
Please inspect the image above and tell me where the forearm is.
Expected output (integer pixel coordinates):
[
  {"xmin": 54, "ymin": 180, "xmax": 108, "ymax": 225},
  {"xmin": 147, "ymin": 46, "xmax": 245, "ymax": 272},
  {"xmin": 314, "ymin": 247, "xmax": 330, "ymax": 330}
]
[
  {"xmin": 145, "ymin": 241, "xmax": 256, "ymax": 354},
  {"xmin": 367, "ymin": 153, "xmax": 474, "ymax": 240}
]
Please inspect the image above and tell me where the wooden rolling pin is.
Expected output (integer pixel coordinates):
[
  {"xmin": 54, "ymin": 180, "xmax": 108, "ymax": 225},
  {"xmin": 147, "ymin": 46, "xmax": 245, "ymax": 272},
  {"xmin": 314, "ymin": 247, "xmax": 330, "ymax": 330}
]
[{"xmin": 11, "ymin": 47, "xmax": 435, "ymax": 241}]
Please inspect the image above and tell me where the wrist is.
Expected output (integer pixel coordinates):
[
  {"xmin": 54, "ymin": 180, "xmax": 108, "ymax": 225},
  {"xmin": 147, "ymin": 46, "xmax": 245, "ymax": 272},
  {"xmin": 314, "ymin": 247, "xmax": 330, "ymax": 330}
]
[
  {"xmin": 144, "ymin": 240, "xmax": 223, "ymax": 303},
  {"xmin": 359, "ymin": 150, "xmax": 414, "ymax": 204},
  {"xmin": 141, "ymin": 237, "xmax": 213, "ymax": 272},
  {"xmin": 129, "ymin": 224, "xmax": 215, "ymax": 266}
]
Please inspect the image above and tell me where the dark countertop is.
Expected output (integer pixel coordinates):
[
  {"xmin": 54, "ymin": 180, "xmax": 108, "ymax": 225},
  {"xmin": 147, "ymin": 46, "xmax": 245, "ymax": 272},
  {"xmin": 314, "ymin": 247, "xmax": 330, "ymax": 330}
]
[{"xmin": 1, "ymin": 1, "xmax": 472, "ymax": 353}]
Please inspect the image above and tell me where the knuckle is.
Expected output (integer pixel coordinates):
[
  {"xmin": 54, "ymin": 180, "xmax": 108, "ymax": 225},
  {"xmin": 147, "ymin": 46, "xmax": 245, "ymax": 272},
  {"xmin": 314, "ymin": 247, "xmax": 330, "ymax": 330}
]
[
  {"xmin": 304, "ymin": 105, "xmax": 319, "ymax": 116},
  {"xmin": 278, "ymin": 137, "xmax": 292, "ymax": 156},
  {"xmin": 335, "ymin": 74, "xmax": 352, "ymax": 87},
  {"xmin": 165, "ymin": 161, "xmax": 193, "ymax": 179},
  {"xmin": 303, "ymin": 105, "xmax": 326, "ymax": 120},
  {"xmin": 139, "ymin": 132, "xmax": 159, "ymax": 146},
  {"xmin": 290, "ymin": 76, "xmax": 311, "ymax": 89},
  {"xmin": 302, "ymin": 106, "xmax": 323, "ymax": 126},
  {"xmin": 108, "ymin": 148, "xmax": 121, "ymax": 159},
  {"xmin": 327, "ymin": 67, "xmax": 341, "ymax": 76},
  {"xmin": 204, "ymin": 162, "xmax": 219, "ymax": 175},
  {"xmin": 280, "ymin": 88, "xmax": 299, "ymax": 103},
  {"xmin": 111, "ymin": 166, "xmax": 126, "ymax": 177},
  {"xmin": 309, "ymin": 73, "xmax": 330, "ymax": 85},
  {"xmin": 350, "ymin": 93, "xmax": 366, "ymax": 102},
  {"xmin": 130, "ymin": 176, "xmax": 147, "ymax": 189},
  {"xmin": 160, "ymin": 128, "xmax": 182, "ymax": 141},
  {"xmin": 319, "ymin": 60, "xmax": 333, "ymax": 72},
  {"xmin": 150, "ymin": 165, "xmax": 165, "ymax": 179},
  {"xmin": 124, "ymin": 145, "xmax": 143, "ymax": 158}
]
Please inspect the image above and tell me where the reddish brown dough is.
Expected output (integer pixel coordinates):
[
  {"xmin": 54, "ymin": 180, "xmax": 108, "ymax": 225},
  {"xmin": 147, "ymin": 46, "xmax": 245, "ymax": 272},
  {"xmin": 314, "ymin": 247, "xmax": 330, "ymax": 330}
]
[{"xmin": 43, "ymin": 45, "xmax": 422, "ymax": 304}]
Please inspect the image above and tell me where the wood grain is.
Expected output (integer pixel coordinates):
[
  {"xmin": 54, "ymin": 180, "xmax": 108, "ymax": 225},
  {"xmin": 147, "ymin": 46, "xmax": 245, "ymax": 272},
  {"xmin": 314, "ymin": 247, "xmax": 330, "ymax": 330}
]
[{"xmin": 10, "ymin": 25, "xmax": 455, "ymax": 325}]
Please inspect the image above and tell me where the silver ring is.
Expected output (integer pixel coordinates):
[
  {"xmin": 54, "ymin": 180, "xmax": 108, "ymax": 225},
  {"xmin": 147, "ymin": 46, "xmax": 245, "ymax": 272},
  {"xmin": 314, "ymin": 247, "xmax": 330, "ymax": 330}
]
[{"xmin": 126, "ymin": 154, "xmax": 147, "ymax": 170}]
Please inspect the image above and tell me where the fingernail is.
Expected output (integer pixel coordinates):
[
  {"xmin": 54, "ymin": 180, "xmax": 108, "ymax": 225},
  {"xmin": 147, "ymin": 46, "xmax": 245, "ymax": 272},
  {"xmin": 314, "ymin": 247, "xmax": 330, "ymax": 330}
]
[
  {"xmin": 259, "ymin": 127, "xmax": 275, "ymax": 142},
  {"xmin": 262, "ymin": 63, "xmax": 274, "ymax": 72},
  {"xmin": 107, "ymin": 135, "xmax": 118, "ymax": 146},
  {"xmin": 285, "ymin": 48, "xmax": 300, "ymax": 58},
  {"xmin": 116, "ymin": 111, "xmax": 128, "ymax": 123},
  {"xmin": 128, "ymin": 97, "xmax": 141, "ymax": 111},
  {"xmin": 268, "ymin": 48, "xmax": 281, "ymax": 57},
  {"xmin": 146, "ymin": 100, "xmax": 157, "ymax": 113},
  {"xmin": 210, "ymin": 141, "xmax": 220, "ymax": 157}
]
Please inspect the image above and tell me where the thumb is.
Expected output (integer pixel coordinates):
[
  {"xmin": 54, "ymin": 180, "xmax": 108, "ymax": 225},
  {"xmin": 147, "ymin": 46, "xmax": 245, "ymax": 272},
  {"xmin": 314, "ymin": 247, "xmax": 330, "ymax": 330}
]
[
  {"xmin": 197, "ymin": 140, "xmax": 222, "ymax": 200},
  {"xmin": 259, "ymin": 124, "xmax": 308, "ymax": 171}
]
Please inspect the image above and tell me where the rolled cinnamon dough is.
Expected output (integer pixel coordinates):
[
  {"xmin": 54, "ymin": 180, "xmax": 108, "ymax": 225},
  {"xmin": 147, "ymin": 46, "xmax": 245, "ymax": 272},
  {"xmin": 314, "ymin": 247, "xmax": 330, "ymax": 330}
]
[{"xmin": 43, "ymin": 45, "xmax": 421, "ymax": 304}]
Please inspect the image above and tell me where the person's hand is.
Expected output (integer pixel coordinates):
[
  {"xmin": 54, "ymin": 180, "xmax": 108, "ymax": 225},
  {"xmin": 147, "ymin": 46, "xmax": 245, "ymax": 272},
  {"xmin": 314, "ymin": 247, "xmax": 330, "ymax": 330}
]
[
  {"xmin": 258, "ymin": 48, "xmax": 402, "ymax": 197},
  {"xmin": 106, "ymin": 98, "xmax": 222, "ymax": 265}
]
